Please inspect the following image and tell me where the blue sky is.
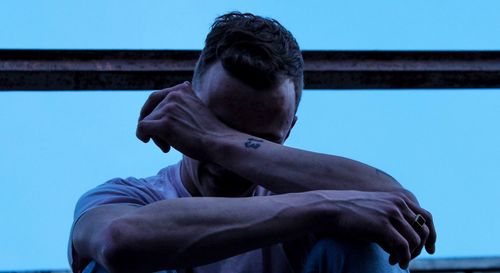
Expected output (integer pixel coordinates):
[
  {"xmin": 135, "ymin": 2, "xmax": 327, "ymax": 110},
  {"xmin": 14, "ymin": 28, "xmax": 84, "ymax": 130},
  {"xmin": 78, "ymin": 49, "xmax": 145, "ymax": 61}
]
[{"xmin": 1, "ymin": 0, "xmax": 500, "ymax": 270}]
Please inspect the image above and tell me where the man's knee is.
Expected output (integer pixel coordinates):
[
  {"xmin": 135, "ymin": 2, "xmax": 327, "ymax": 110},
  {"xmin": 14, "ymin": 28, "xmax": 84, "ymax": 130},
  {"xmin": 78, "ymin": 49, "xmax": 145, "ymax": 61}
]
[
  {"xmin": 306, "ymin": 238, "xmax": 383, "ymax": 268},
  {"xmin": 303, "ymin": 238, "xmax": 409, "ymax": 273}
]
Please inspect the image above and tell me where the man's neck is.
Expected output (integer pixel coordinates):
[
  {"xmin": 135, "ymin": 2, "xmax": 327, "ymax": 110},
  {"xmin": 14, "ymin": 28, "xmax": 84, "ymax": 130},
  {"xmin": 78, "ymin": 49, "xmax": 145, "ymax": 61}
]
[
  {"xmin": 180, "ymin": 158, "xmax": 203, "ymax": 197},
  {"xmin": 180, "ymin": 157, "xmax": 257, "ymax": 197}
]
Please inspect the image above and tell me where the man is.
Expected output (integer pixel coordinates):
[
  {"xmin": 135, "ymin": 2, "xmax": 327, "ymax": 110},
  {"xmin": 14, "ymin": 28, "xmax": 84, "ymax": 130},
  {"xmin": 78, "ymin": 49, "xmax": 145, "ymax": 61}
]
[{"xmin": 69, "ymin": 12, "xmax": 436, "ymax": 273}]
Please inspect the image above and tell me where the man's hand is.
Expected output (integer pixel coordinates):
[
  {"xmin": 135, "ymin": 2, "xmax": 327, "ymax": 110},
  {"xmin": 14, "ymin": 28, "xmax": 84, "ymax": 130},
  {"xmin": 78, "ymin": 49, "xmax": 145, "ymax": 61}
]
[
  {"xmin": 136, "ymin": 82, "xmax": 236, "ymax": 161},
  {"xmin": 315, "ymin": 190, "xmax": 436, "ymax": 270},
  {"xmin": 135, "ymin": 82, "xmax": 437, "ymax": 269}
]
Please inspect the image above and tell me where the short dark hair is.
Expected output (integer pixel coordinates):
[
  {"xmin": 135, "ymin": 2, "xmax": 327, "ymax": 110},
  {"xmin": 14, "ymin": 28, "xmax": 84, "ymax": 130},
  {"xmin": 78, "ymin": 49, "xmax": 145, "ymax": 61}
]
[{"xmin": 193, "ymin": 12, "xmax": 304, "ymax": 112}]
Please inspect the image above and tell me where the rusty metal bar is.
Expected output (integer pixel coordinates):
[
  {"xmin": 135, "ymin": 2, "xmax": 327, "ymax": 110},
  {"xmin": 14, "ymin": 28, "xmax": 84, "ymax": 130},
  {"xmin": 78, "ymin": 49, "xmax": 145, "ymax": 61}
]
[
  {"xmin": 2, "ymin": 50, "xmax": 500, "ymax": 90},
  {"xmin": 2, "ymin": 257, "xmax": 500, "ymax": 273},
  {"xmin": 410, "ymin": 257, "xmax": 500, "ymax": 272}
]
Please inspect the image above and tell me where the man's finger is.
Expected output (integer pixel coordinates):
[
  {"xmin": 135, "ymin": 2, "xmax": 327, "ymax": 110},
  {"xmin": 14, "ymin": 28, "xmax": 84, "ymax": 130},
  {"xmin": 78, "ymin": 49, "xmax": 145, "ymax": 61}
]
[
  {"xmin": 391, "ymin": 216, "xmax": 422, "ymax": 257},
  {"xmin": 424, "ymin": 212, "xmax": 437, "ymax": 254},
  {"xmin": 404, "ymin": 200, "xmax": 437, "ymax": 254},
  {"xmin": 396, "ymin": 200, "xmax": 430, "ymax": 258},
  {"xmin": 137, "ymin": 120, "xmax": 174, "ymax": 153},
  {"xmin": 412, "ymin": 216, "xmax": 430, "ymax": 258},
  {"xmin": 137, "ymin": 91, "xmax": 166, "ymax": 142},
  {"xmin": 137, "ymin": 119, "xmax": 169, "ymax": 138},
  {"xmin": 136, "ymin": 83, "xmax": 186, "ymax": 142},
  {"xmin": 139, "ymin": 91, "xmax": 166, "ymax": 121},
  {"xmin": 138, "ymin": 82, "xmax": 190, "ymax": 121},
  {"xmin": 152, "ymin": 136, "xmax": 171, "ymax": 153},
  {"xmin": 376, "ymin": 227, "xmax": 411, "ymax": 269}
]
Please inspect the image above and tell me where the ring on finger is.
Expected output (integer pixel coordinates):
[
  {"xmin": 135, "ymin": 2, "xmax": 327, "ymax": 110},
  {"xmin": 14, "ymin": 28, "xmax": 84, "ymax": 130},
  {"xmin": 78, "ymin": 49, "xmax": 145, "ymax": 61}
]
[{"xmin": 413, "ymin": 214, "xmax": 426, "ymax": 228}]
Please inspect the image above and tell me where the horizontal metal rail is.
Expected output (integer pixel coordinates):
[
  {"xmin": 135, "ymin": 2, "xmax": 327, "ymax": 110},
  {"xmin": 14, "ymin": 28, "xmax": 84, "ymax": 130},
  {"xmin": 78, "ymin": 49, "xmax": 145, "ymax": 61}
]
[
  {"xmin": 2, "ymin": 257, "xmax": 500, "ymax": 273},
  {"xmin": 411, "ymin": 257, "xmax": 500, "ymax": 273},
  {"xmin": 2, "ymin": 50, "xmax": 500, "ymax": 90}
]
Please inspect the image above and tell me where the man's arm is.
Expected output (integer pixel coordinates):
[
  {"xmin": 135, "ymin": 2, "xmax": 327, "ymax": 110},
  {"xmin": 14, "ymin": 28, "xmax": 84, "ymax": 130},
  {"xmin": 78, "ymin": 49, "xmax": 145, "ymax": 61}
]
[
  {"xmin": 137, "ymin": 83, "xmax": 404, "ymax": 195},
  {"xmin": 73, "ymin": 194, "xmax": 315, "ymax": 273},
  {"xmin": 73, "ymin": 191, "xmax": 422, "ymax": 273},
  {"xmin": 212, "ymin": 134, "xmax": 404, "ymax": 194},
  {"xmin": 134, "ymin": 82, "xmax": 436, "ymax": 261}
]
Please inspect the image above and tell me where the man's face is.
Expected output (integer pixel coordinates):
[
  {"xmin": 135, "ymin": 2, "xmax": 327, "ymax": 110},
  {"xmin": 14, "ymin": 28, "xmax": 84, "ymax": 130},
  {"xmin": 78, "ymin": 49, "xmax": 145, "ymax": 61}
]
[
  {"xmin": 189, "ymin": 61, "xmax": 297, "ymax": 196},
  {"xmin": 198, "ymin": 61, "xmax": 297, "ymax": 143}
]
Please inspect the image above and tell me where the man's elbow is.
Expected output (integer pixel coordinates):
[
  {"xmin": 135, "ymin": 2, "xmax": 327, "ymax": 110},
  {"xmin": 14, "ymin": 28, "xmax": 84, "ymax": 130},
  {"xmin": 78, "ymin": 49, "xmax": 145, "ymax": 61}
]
[
  {"xmin": 97, "ymin": 218, "xmax": 188, "ymax": 272},
  {"xmin": 98, "ymin": 219, "xmax": 147, "ymax": 273}
]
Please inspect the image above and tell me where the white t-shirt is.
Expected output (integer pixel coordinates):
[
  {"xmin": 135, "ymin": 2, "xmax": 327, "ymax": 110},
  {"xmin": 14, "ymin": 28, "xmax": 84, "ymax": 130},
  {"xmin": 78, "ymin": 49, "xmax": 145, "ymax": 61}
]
[{"xmin": 68, "ymin": 162, "xmax": 312, "ymax": 273}]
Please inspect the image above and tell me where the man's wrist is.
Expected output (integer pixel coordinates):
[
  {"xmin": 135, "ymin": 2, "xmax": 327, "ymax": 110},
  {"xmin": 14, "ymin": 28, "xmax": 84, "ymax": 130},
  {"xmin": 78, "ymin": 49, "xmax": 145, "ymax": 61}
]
[
  {"xmin": 270, "ymin": 191, "xmax": 335, "ymax": 235},
  {"xmin": 273, "ymin": 190, "xmax": 341, "ymax": 235},
  {"xmin": 306, "ymin": 191, "xmax": 342, "ymax": 233},
  {"xmin": 202, "ymin": 130, "xmax": 247, "ymax": 165}
]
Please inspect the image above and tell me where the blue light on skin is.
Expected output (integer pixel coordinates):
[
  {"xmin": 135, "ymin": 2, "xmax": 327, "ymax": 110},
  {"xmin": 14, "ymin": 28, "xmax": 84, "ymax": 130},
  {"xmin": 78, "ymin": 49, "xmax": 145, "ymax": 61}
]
[{"xmin": 1, "ymin": 0, "xmax": 500, "ymax": 270}]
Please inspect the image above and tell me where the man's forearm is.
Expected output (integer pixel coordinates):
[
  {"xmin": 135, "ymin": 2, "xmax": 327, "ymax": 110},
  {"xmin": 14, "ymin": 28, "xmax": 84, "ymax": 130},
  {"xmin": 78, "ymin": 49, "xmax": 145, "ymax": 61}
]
[
  {"xmin": 98, "ymin": 192, "xmax": 322, "ymax": 273},
  {"xmin": 210, "ymin": 133, "xmax": 405, "ymax": 194}
]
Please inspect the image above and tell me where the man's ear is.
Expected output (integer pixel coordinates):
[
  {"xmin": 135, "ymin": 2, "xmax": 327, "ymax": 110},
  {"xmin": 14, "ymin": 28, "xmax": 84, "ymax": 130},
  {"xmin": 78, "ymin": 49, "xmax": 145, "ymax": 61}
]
[{"xmin": 283, "ymin": 115, "xmax": 298, "ymax": 142}]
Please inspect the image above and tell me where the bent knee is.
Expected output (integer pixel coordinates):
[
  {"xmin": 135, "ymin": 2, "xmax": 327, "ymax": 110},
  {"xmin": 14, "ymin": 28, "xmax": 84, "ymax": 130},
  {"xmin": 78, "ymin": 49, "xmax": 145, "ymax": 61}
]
[
  {"xmin": 304, "ymin": 238, "xmax": 406, "ymax": 273},
  {"xmin": 312, "ymin": 238, "xmax": 384, "ymax": 259}
]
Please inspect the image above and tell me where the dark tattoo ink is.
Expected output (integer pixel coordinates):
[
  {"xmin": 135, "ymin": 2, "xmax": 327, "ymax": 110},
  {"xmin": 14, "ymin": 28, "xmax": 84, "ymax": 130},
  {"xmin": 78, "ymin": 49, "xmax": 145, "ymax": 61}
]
[{"xmin": 244, "ymin": 138, "xmax": 264, "ymax": 149}]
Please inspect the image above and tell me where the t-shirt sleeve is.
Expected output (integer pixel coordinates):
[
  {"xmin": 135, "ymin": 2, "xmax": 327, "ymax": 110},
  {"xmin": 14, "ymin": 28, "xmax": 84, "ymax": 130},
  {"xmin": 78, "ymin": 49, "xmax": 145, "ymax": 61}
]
[
  {"xmin": 68, "ymin": 177, "xmax": 167, "ymax": 273},
  {"xmin": 73, "ymin": 177, "xmax": 166, "ymax": 219}
]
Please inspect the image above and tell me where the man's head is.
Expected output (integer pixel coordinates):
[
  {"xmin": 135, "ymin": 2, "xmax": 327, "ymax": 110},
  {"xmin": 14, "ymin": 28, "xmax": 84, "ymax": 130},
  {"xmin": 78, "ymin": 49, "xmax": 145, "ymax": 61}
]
[
  {"xmin": 184, "ymin": 12, "xmax": 304, "ymax": 197},
  {"xmin": 193, "ymin": 12, "xmax": 304, "ymax": 113}
]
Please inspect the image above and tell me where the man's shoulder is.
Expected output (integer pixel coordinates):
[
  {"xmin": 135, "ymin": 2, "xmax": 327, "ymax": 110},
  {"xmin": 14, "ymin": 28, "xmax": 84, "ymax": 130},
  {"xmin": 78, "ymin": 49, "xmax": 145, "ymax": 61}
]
[
  {"xmin": 68, "ymin": 164, "xmax": 181, "ymax": 273},
  {"xmin": 73, "ymin": 162, "xmax": 182, "ymax": 220}
]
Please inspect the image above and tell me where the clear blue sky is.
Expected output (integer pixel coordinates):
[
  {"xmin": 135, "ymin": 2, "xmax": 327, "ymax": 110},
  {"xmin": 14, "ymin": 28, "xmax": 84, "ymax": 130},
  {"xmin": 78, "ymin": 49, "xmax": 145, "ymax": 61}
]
[{"xmin": 1, "ymin": 0, "xmax": 500, "ymax": 270}]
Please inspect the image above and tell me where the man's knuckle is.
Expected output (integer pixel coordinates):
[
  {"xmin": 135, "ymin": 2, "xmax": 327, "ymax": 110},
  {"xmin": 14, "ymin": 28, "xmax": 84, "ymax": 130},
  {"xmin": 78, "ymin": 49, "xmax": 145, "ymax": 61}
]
[
  {"xmin": 162, "ymin": 114, "xmax": 172, "ymax": 124},
  {"xmin": 163, "ymin": 103, "xmax": 176, "ymax": 114},
  {"xmin": 379, "ymin": 215, "xmax": 391, "ymax": 228},
  {"xmin": 425, "ymin": 211, "xmax": 434, "ymax": 222},
  {"xmin": 148, "ymin": 91, "xmax": 160, "ymax": 100},
  {"xmin": 387, "ymin": 206, "xmax": 402, "ymax": 219},
  {"xmin": 137, "ymin": 123, "xmax": 148, "ymax": 135},
  {"xmin": 411, "ymin": 233, "xmax": 421, "ymax": 249},
  {"xmin": 393, "ymin": 196, "xmax": 406, "ymax": 207},
  {"xmin": 167, "ymin": 91, "xmax": 182, "ymax": 100},
  {"xmin": 394, "ymin": 191, "xmax": 407, "ymax": 199}
]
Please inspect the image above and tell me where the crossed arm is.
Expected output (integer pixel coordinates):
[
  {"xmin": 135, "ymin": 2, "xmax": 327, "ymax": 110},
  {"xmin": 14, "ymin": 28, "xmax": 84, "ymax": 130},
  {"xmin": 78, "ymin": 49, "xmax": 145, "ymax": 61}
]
[{"xmin": 72, "ymin": 82, "xmax": 436, "ymax": 273}]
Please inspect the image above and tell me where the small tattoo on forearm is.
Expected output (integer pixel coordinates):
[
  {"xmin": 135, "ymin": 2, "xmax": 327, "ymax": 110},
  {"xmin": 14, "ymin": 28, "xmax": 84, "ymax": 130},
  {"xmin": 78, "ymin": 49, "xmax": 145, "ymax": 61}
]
[{"xmin": 244, "ymin": 138, "xmax": 264, "ymax": 149}]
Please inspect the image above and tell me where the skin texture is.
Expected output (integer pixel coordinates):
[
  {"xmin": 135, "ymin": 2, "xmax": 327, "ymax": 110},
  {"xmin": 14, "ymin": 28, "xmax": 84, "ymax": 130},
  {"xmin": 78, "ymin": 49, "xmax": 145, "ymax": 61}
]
[
  {"xmin": 182, "ymin": 61, "xmax": 297, "ymax": 197},
  {"xmin": 72, "ymin": 61, "xmax": 437, "ymax": 273}
]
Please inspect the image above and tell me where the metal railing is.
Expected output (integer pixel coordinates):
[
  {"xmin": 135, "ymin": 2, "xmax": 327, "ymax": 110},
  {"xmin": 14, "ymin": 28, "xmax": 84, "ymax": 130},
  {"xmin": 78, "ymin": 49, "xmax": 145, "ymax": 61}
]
[
  {"xmin": 2, "ymin": 50, "xmax": 500, "ymax": 90},
  {"xmin": 411, "ymin": 257, "xmax": 500, "ymax": 272},
  {"xmin": 2, "ymin": 258, "xmax": 500, "ymax": 273}
]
